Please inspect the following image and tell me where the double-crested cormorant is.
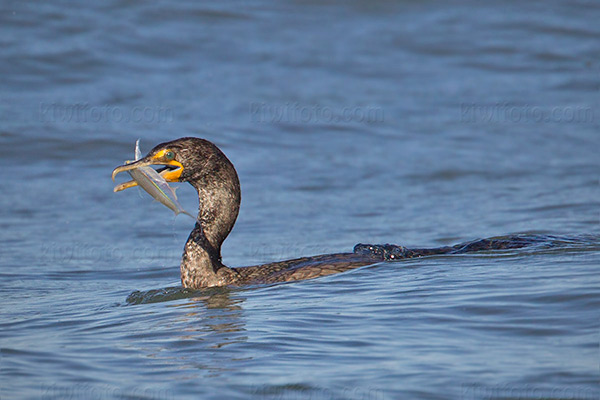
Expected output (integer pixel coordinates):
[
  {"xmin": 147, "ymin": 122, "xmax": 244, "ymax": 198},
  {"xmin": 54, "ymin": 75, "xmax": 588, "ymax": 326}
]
[{"xmin": 112, "ymin": 137, "xmax": 540, "ymax": 289}]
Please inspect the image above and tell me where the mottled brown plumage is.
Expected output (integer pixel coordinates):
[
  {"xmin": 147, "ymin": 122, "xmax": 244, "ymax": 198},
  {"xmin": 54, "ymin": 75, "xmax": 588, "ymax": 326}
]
[
  {"xmin": 114, "ymin": 137, "xmax": 543, "ymax": 289},
  {"xmin": 112, "ymin": 137, "xmax": 384, "ymax": 288}
]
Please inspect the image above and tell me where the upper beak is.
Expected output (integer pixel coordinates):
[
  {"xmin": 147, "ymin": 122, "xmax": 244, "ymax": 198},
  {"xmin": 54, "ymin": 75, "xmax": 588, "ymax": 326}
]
[{"xmin": 112, "ymin": 157, "xmax": 160, "ymax": 181}]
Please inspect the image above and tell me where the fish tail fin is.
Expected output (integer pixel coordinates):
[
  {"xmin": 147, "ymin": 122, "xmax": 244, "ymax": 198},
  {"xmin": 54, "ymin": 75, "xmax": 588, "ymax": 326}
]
[
  {"xmin": 175, "ymin": 210, "xmax": 196, "ymax": 220},
  {"xmin": 182, "ymin": 210, "xmax": 196, "ymax": 220}
]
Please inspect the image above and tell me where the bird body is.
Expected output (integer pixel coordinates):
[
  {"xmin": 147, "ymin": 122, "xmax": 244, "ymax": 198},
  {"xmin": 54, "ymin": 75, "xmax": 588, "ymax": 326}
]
[{"xmin": 112, "ymin": 137, "xmax": 540, "ymax": 289}]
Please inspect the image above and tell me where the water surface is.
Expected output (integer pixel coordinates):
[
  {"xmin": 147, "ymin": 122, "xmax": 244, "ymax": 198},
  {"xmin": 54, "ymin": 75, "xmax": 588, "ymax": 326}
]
[{"xmin": 1, "ymin": 0, "xmax": 599, "ymax": 399}]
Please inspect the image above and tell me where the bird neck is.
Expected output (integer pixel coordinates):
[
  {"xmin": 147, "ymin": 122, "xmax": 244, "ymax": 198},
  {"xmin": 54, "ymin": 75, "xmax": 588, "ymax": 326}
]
[
  {"xmin": 180, "ymin": 167, "xmax": 241, "ymax": 288},
  {"xmin": 180, "ymin": 222, "xmax": 226, "ymax": 288}
]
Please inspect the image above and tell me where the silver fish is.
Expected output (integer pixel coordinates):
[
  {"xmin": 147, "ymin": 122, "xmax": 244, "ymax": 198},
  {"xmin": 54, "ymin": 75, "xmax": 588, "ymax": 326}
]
[{"xmin": 113, "ymin": 140, "xmax": 194, "ymax": 219}]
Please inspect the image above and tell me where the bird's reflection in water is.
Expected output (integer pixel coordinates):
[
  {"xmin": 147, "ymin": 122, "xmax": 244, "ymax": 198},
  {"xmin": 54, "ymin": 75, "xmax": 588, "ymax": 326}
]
[
  {"xmin": 126, "ymin": 286, "xmax": 251, "ymax": 376},
  {"xmin": 171, "ymin": 289, "xmax": 247, "ymax": 349}
]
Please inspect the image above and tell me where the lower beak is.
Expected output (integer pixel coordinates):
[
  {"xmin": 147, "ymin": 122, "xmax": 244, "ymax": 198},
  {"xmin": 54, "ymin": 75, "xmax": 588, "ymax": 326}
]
[{"xmin": 113, "ymin": 179, "xmax": 139, "ymax": 192}]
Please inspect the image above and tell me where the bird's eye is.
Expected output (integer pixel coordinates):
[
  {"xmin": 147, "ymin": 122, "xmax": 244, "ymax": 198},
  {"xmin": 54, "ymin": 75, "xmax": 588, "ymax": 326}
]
[{"xmin": 165, "ymin": 150, "xmax": 175, "ymax": 160}]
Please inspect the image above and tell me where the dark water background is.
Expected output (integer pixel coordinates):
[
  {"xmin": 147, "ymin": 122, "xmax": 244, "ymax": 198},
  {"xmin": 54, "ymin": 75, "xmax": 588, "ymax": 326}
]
[{"xmin": 1, "ymin": 1, "xmax": 599, "ymax": 399}]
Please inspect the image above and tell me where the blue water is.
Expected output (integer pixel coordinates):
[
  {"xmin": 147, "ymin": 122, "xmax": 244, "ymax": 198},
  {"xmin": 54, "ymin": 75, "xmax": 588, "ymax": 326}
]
[{"xmin": 1, "ymin": 1, "xmax": 599, "ymax": 399}]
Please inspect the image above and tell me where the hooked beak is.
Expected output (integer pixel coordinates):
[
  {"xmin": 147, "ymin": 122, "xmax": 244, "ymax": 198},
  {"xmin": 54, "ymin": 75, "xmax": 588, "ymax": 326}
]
[{"xmin": 112, "ymin": 152, "xmax": 184, "ymax": 191}]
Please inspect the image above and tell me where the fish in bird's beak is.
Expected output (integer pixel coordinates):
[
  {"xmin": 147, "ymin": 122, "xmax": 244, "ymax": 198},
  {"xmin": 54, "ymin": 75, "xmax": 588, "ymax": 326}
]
[
  {"xmin": 112, "ymin": 142, "xmax": 194, "ymax": 219},
  {"xmin": 111, "ymin": 148, "xmax": 184, "ymax": 187}
]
